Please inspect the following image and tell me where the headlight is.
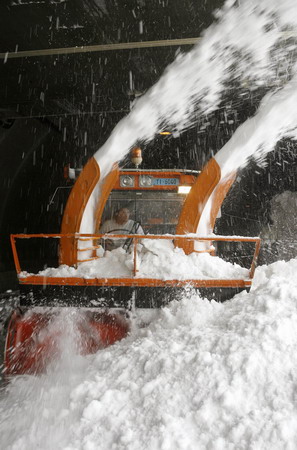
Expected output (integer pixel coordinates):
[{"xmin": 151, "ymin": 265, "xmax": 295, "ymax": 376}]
[
  {"xmin": 139, "ymin": 175, "xmax": 153, "ymax": 187},
  {"xmin": 178, "ymin": 186, "xmax": 191, "ymax": 194},
  {"xmin": 120, "ymin": 175, "xmax": 135, "ymax": 187}
]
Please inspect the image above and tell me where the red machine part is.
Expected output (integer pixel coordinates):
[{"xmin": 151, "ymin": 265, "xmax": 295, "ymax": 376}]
[
  {"xmin": 4, "ymin": 309, "xmax": 129, "ymax": 376},
  {"xmin": 5, "ymin": 310, "xmax": 56, "ymax": 375}
]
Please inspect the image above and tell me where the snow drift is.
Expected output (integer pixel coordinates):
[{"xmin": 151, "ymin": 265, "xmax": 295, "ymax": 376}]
[{"xmin": 1, "ymin": 258, "xmax": 297, "ymax": 449}]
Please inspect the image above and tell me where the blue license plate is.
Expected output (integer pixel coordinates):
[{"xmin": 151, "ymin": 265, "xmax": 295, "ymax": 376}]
[{"xmin": 153, "ymin": 178, "xmax": 179, "ymax": 186}]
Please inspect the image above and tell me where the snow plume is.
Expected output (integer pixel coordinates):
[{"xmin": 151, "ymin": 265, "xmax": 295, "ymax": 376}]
[
  {"xmin": 95, "ymin": 0, "xmax": 297, "ymax": 177},
  {"xmin": 1, "ymin": 258, "xmax": 297, "ymax": 449},
  {"xmin": 198, "ymin": 69, "xmax": 297, "ymax": 233},
  {"xmin": 216, "ymin": 70, "xmax": 297, "ymax": 178},
  {"xmin": 79, "ymin": 0, "xmax": 297, "ymax": 233}
]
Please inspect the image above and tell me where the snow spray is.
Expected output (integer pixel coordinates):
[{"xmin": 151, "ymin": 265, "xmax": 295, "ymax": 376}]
[{"xmin": 80, "ymin": 0, "xmax": 297, "ymax": 233}]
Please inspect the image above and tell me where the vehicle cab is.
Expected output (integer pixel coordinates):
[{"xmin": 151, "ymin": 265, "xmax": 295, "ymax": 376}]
[{"xmin": 100, "ymin": 168, "xmax": 198, "ymax": 235}]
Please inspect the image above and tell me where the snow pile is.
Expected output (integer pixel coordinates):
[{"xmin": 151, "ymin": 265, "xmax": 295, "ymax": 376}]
[
  {"xmin": 1, "ymin": 258, "xmax": 297, "ymax": 449},
  {"xmin": 35, "ymin": 239, "xmax": 250, "ymax": 280}
]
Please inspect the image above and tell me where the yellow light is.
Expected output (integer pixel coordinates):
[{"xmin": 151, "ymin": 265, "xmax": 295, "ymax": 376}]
[
  {"xmin": 178, "ymin": 186, "xmax": 191, "ymax": 194},
  {"xmin": 131, "ymin": 147, "xmax": 142, "ymax": 167},
  {"xmin": 159, "ymin": 131, "xmax": 171, "ymax": 135}
]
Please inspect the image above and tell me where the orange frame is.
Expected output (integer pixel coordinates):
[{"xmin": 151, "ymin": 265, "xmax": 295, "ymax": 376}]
[
  {"xmin": 57, "ymin": 157, "xmax": 239, "ymax": 265},
  {"xmin": 112, "ymin": 171, "xmax": 196, "ymax": 191},
  {"xmin": 58, "ymin": 164, "xmax": 198, "ymax": 267},
  {"xmin": 10, "ymin": 233, "xmax": 261, "ymax": 289}
]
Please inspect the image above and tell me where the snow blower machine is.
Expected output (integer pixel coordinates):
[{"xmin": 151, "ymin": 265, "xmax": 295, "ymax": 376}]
[{"xmin": 5, "ymin": 148, "xmax": 261, "ymax": 376}]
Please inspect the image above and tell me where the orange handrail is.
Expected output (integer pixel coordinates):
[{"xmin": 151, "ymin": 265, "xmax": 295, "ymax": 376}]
[
  {"xmin": 10, "ymin": 233, "xmax": 261, "ymax": 280},
  {"xmin": 19, "ymin": 276, "xmax": 253, "ymax": 289},
  {"xmin": 10, "ymin": 234, "xmax": 21, "ymax": 274}
]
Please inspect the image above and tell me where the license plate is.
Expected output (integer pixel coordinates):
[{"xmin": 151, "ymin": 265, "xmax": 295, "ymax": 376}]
[{"xmin": 153, "ymin": 178, "xmax": 179, "ymax": 186}]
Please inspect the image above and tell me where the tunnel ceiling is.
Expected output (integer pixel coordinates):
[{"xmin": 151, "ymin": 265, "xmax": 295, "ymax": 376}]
[
  {"xmin": 0, "ymin": 0, "xmax": 223, "ymax": 131},
  {"xmin": 0, "ymin": 0, "xmax": 268, "ymax": 169}
]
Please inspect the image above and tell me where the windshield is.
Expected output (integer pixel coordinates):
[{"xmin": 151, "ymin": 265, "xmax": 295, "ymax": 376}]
[{"xmin": 100, "ymin": 190, "xmax": 186, "ymax": 234}]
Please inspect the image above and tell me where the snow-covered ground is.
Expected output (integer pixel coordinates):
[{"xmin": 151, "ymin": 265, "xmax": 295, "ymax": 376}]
[{"xmin": 1, "ymin": 258, "xmax": 297, "ymax": 450}]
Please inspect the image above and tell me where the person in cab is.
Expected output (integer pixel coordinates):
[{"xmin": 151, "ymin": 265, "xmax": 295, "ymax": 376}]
[{"xmin": 99, "ymin": 207, "xmax": 144, "ymax": 251}]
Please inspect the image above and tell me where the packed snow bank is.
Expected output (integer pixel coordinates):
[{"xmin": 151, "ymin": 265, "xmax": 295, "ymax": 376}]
[
  {"xmin": 34, "ymin": 239, "xmax": 250, "ymax": 280},
  {"xmin": 261, "ymin": 191, "xmax": 297, "ymax": 262},
  {"xmin": 1, "ymin": 258, "xmax": 297, "ymax": 449}
]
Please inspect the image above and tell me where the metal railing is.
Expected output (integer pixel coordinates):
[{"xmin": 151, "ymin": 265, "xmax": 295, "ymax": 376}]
[{"xmin": 10, "ymin": 233, "xmax": 261, "ymax": 280}]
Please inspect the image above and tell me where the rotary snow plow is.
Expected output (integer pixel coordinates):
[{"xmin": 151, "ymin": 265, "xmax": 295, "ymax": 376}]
[{"xmin": 5, "ymin": 152, "xmax": 261, "ymax": 376}]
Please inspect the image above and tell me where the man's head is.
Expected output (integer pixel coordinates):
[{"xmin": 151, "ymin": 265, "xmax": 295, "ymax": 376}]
[{"xmin": 114, "ymin": 207, "xmax": 130, "ymax": 224}]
